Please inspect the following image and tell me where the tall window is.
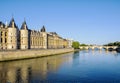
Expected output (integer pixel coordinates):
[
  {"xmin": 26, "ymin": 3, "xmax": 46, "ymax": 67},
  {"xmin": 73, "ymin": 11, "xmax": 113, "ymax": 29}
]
[
  {"xmin": 5, "ymin": 32, "xmax": 7, "ymax": 36},
  {"xmin": 1, "ymin": 32, "xmax": 2, "ymax": 36},
  {"xmin": 5, "ymin": 38, "xmax": 7, "ymax": 43},
  {"xmin": 1, "ymin": 38, "xmax": 2, "ymax": 43}
]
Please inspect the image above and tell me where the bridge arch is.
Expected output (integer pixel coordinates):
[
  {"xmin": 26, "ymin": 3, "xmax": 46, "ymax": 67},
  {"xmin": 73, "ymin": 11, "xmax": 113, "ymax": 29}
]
[{"xmin": 79, "ymin": 46, "xmax": 118, "ymax": 50}]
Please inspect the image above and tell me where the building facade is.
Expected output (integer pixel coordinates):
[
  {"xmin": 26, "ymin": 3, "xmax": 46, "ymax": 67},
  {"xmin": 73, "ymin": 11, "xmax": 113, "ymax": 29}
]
[{"xmin": 0, "ymin": 18, "xmax": 72, "ymax": 50}]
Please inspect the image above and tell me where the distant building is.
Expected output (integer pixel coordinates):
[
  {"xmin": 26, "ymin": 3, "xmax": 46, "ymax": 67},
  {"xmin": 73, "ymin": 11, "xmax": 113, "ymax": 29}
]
[{"xmin": 0, "ymin": 17, "xmax": 72, "ymax": 50}]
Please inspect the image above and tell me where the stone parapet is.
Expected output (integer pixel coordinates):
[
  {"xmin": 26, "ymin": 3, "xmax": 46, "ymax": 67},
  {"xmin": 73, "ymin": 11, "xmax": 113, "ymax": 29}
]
[{"xmin": 0, "ymin": 48, "xmax": 74, "ymax": 61}]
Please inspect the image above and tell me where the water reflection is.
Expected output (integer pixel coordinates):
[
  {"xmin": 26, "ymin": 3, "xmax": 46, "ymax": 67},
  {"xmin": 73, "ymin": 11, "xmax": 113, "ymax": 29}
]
[
  {"xmin": 73, "ymin": 51, "xmax": 79, "ymax": 59},
  {"xmin": 98, "ymin": 50, "xmax": 102, "ymax": 54},
  {"xmin": 0, "ymin": 50, "xmax": 120, "ymax": 82},
  {"xmin": 0, "ymin": 52, "xmax": 74, "ymax": 83},
  {"xmin": 27, "ymin": 67, "xmax": 32, "ymax": 83},
  {"xmin": 0, "ymin": 63, "xmax": 7, "ymax": 83},
  {"xmin": 15, "ymin": 68, "xmax": 23, "ymax": 83}
]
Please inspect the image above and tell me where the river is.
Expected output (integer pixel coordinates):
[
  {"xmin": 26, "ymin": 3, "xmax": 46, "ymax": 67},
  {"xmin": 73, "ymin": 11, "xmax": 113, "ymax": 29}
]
[{"xmin": 0, "ymin": 49, "xmax": 120, "ymax": 83}]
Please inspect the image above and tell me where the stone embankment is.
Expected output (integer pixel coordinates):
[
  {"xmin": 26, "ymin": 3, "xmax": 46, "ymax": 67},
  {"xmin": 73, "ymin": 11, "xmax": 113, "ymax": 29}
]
[{"xmin": 0, "ymin": 48, "xmax": 74, "ymax": 61}]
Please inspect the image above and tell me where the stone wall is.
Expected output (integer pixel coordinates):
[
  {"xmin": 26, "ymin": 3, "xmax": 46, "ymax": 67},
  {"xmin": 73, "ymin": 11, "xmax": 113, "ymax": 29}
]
[{"xmin": 0, "ymin": 48, "xmax": 74, "ymax": 61}]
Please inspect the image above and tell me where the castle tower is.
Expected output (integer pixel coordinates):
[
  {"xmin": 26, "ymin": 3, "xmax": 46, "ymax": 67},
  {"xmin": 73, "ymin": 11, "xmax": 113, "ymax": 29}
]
[
  {"xmin": 41, "ymin": 26, "xmax": 47, "ymax": 49},
  {"xmin": 20, "ymin": 20, "xmax": 28, "ymax": 49},
  {"xmin": 7, "ymin": 17, "xmax": 18, "ymax": 50}
]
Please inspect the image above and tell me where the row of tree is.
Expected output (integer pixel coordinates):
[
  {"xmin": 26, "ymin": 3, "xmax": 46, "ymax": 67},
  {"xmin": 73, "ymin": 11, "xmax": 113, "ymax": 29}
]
[
  {"xmin": 72, "ymin": 41, "xmax": 88, "ymax": 49},
  {"xmin": 104, "ymin": 41, "xmax": 120, "ymax": 46},
  {"xmin": 72, "ymin": 41, "xmax": 120, "ymax": 49}
]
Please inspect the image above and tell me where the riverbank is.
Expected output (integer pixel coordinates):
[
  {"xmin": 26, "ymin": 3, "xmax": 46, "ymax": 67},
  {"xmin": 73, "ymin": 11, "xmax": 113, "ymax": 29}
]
[
  {"xmin": 0, "ymin": 48, "xmax": 74, "ymax": 62},
  {"xmin": 116, "ymin": 48, "xmax": 120, "ymax": 53}
]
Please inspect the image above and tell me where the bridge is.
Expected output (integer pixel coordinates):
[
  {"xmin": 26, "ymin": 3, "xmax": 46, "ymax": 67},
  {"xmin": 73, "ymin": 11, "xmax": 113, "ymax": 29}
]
[{"xmin": 79, "ymin": 45, "xmax": 118, "ymax": 50}]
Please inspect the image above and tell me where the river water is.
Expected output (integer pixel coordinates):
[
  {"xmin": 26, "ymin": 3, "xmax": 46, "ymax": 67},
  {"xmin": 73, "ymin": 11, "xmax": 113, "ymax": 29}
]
[{"xmin": 0, "ymin": 49, "xmax": 120, "ymax": 83}]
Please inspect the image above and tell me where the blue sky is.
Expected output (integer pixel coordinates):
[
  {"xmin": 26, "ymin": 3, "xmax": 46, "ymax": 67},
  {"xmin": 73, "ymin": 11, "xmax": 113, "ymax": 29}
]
[{"xmin": 0, "ymin": 0, "xmax": 120, "ymax": 45}]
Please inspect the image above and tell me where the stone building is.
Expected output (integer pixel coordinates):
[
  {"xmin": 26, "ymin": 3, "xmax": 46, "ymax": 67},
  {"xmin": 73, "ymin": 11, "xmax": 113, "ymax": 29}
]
[
  {"xmin": 0, "ymin": 18, "xmax": 72, "ymax": 50},
  {"xmin": 0, "ymin": 22, "xmax": 7, "ymax": 49}
]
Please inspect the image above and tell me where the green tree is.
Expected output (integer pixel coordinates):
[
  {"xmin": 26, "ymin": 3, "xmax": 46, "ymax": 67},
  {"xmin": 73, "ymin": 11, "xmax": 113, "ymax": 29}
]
[
  {"xmin": 72, "ymin": 41, "xmax": 80, "ymax": 49},
  {"xmin": 108, "ymin": 43, "xmax": 114, "ymax": 46},
  {"xmin": 80, "ymin": 44, "xmax": 88, "ymax": 46},
  {"xmin": 104, "ymin": 41, "xmax": 120, "ymax": 46}
]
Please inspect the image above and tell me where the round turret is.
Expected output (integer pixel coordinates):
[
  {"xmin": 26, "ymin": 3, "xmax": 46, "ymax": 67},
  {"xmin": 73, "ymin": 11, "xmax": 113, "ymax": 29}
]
[
  {"xmin": 7, "ymin": 17, "xmax": 18, "ymax": 49},
  {"xmin": 20, "ymin": 21, "xmax": 29, "ymax": 49}
]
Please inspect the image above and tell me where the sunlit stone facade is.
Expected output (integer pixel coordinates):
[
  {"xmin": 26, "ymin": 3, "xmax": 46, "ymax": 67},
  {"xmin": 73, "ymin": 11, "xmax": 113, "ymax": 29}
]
[
  {"xmin": 20, "ymin": 21, "xmax": 29, "ymax": 49},
  {"xmin": 0, "ymin": 18, "xmax": 72, "ymax": 50},
  {"xmin": 0, "ymin": 22, "xmax": 7, "ymax": 49},
  {"xmin": 30, "ymin": 30, "xmax": 46, "ymax": 49}
]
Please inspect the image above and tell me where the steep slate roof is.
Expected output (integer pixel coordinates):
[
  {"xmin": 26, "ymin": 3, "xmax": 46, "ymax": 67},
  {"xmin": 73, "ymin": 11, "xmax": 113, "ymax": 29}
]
[
  {"xmin": 0, "ymin": 21, "xmax": 5, "ymax": 28},
  {"xmin": 50, "ymin": 32, "xmax": 57, "ymax": 35},
  {"xmin": 41, "ymin": 25, "xmax": 46, "ymax": 32},
  {"xmin": 20, "ymin": 21, "xmax": 28, "ymax": 30},
  {"xmin": 8, "ymin": 17, "xmax": 17, "ymax": 28},
  {"xmin": 0, "ymin": 21, "xmax": 2, "ymax": 25}
]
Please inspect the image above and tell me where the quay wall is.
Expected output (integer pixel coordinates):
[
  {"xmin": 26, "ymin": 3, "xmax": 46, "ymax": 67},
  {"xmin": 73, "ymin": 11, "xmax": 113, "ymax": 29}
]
[{"xmin": 0, "ymin": 48, "xmax": 74, "ymax": 61}]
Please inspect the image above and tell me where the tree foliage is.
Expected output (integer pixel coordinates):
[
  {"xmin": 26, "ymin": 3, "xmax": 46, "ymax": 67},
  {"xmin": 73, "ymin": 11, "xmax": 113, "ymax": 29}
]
[
  {"xmin": 104, "ymin": 41, "xmax": 120, "ymax": 46},
  {"xmin": 80, "ymin": 44, "xmax": 88, "ymax": 46},
  {"xmin": 72, "ymin": 41, "xmax": 80, "ymax": 49}
]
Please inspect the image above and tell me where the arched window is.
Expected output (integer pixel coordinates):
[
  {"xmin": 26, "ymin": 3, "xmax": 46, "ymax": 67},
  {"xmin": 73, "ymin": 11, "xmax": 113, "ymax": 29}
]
[
  {"xmin": 1, "ymin": 32, "xmax": 2, "ymax": 36},
  {"xmin": 5, "ymin": 32, "xmax": 7, "ymax": 36}
]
